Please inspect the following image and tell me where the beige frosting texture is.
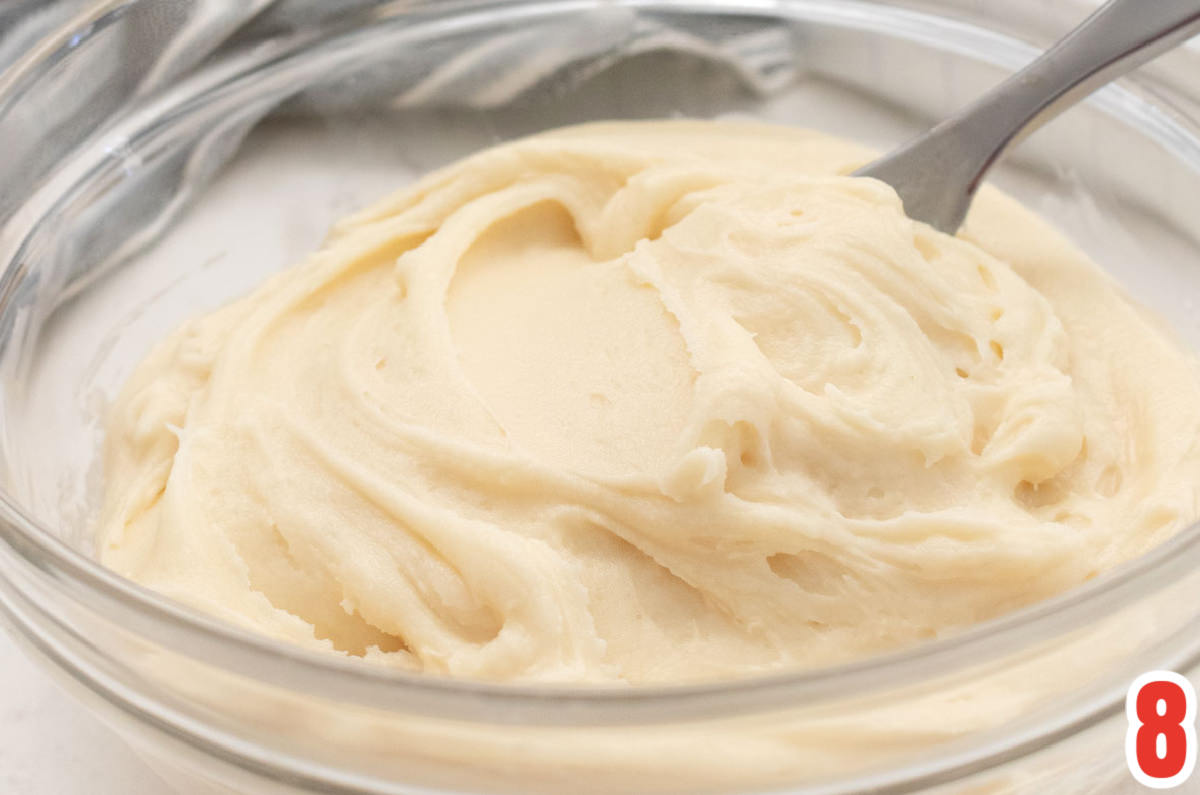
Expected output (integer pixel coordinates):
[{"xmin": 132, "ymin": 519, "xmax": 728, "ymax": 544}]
[{"xmin": 99, "ymin": 121, "xmax": 1200, "ymax": 683}]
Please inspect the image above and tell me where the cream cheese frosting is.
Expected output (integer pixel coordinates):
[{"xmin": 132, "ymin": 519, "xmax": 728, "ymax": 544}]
[{"xmin": 98, "ymin": 121, "xmax": 1200, "ymax": 683}]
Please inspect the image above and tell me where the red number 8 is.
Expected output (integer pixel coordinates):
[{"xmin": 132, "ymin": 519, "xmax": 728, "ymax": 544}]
[{"xmin": 1127, "ymin": 671, "xmax": 1196, "ymax": 789}]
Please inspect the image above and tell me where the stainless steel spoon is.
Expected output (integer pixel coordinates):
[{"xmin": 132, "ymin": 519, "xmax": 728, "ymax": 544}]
[{"xmin": 856, "ymin": 0, "xmax": 1200, "ymax": 234}]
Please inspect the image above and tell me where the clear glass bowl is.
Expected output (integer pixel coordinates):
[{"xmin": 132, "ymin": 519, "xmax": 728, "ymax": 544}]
[{"xmin": 1, "ymin": 1, "xmax": 1199, "ymax": 793}]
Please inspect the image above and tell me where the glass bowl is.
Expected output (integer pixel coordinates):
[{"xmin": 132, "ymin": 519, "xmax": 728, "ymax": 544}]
[{"xmin": 1, "ymin": 1, "xmax": 1199, "ymax": 793}]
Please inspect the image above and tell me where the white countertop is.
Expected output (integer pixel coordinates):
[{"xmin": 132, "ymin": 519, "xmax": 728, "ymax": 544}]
[{"xmin": 0, "ymin": 629, "xmax": 168, "ymax": 794}]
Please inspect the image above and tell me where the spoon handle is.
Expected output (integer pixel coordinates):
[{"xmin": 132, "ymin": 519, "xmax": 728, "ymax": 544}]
[{"xmin": 858, "ymin": 0, "xmax": 1200, "ymax": 233}]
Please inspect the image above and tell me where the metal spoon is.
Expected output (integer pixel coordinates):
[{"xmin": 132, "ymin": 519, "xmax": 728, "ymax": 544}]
[{"xmin": 856, "ymin": 0, "xmax": 1200, "ymax": 234}]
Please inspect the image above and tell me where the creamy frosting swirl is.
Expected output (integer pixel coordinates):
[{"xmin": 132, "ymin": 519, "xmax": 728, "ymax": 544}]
[{"xmin": 100, "ymin": 121, "xmax": 1200, "ymax": 683}]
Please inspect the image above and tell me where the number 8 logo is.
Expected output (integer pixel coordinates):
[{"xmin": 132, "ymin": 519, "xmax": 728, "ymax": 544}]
[{"xmin": 1127, "ymin": 671, "xmax": 1197, "ymax": 789}]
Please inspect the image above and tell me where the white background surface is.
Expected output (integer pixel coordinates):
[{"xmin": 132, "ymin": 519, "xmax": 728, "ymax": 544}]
[{"xmin": 0, "ymin": 629, "xmax": 167, "ymax": 793}]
